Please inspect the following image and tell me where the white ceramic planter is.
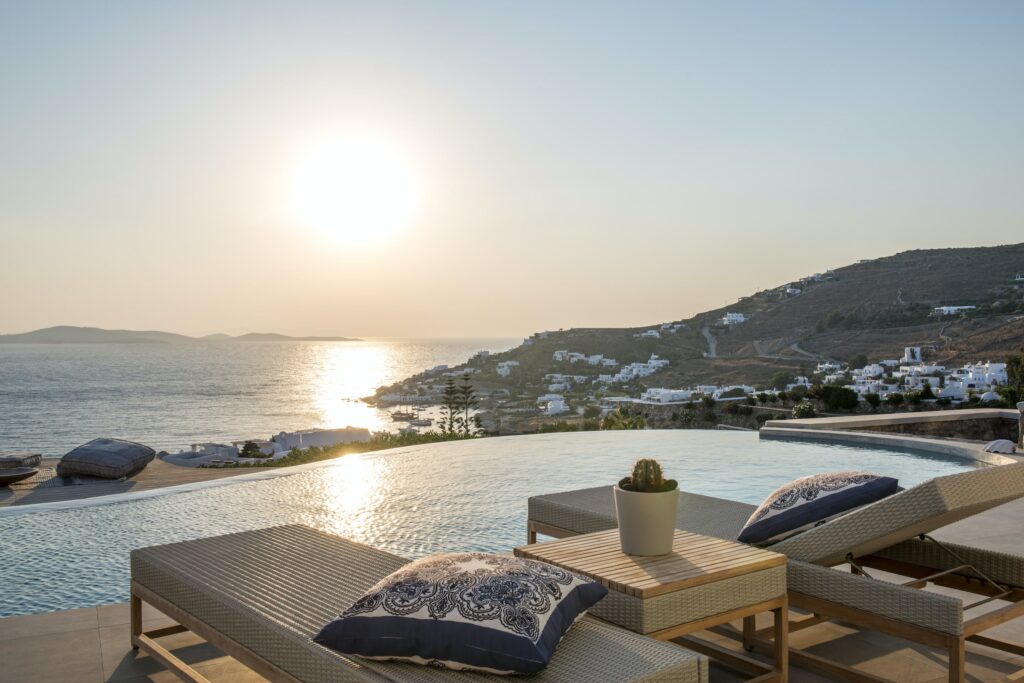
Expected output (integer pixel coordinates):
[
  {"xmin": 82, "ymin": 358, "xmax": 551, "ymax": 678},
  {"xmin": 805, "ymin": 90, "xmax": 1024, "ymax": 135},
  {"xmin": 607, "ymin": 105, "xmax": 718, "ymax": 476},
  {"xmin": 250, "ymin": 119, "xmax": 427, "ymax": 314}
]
[{"xmin": 613, "ymin": 484, "xmax": 680, "ymax": 556}]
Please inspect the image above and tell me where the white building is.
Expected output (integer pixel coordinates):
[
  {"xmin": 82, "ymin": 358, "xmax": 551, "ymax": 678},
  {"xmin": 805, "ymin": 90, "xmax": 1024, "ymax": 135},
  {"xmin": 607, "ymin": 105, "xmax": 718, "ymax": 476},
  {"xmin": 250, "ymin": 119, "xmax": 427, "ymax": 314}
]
[
  {"xmin": 641, "ymin": 388, "xmax": 693, "ymax": 403},
  {"xmin": 785, "ymin": 286, "xmax": 802, "ymax": 296},
  {"xmin": 901, "ymin": 347, "xmax": 922, "ymax": 364},
  {"xmin": 634, "ymin": 329, "xmax": 661, "ymax": 339},
  {"xmin": 816, "ymin": 361, "xmax": 844, "ymax": 373},
  {"xmin": 553, "ymin": 350, "xmax": 570, "ymax": 361},
  {"xmin": 543, "ymin": 397, "xmax": 569, "ymax": 415},
  {"xmin": 853, "ymin": 364, "xmax": 887, "ymax": 379},
  {"xmin": 496, "ymin": 360, "xmax": 519, "ymax": 377},
  {"xmin": 721, "ymin": 312, "xmax": 748, "ymax": 325},
  {"xmin": 933, "ymin": 305, "xmax": 976, "ymax": 316},
  {"xmin": 786, "ymin": 376, "xmax": 812, "ymax": 391},
  {"xmin": 272, "ymin": 427, "xmax": 371, "ymax": 451},
  {"xmin": 188, "ymin": 442, "xmax": 238, "ymax": 459}
]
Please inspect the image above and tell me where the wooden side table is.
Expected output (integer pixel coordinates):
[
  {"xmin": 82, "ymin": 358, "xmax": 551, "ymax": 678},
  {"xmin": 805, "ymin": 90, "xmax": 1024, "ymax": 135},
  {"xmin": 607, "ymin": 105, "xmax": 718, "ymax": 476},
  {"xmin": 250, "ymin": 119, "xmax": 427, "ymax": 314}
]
[{"xmin": 515, "ymin": 528, "xmax": 788, "ymax": 682}]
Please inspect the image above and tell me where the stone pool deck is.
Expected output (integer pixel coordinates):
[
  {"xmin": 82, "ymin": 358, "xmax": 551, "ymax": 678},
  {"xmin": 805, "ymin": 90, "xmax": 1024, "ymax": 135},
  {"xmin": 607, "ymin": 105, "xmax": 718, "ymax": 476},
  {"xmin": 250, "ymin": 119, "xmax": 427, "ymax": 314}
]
[
  {"xmin": 5, "ymin": 496, "xmax": 1024, "ymax": 683},
  {"xmin": 0, "ymin": 458, "xmax": 247, "ymax": 508}
]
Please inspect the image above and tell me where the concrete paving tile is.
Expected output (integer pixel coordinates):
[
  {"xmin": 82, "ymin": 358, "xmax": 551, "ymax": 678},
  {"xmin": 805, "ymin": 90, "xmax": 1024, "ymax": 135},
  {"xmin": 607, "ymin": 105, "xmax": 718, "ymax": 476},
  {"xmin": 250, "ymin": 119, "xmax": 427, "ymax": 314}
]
[
  {"xmin": 95, "ymin": 602, "xmax": 174, "ymax": 630},
  {"xmin": 0, "ymin": 628, "xmax": 104, "ymax": 683},
  {"xmin": 0, "ymin": 606, "xmax": 98, "ymax": 639},
  {"xmin": 98, "ymin": 624, "xmax": 225, "ymax": 681}
]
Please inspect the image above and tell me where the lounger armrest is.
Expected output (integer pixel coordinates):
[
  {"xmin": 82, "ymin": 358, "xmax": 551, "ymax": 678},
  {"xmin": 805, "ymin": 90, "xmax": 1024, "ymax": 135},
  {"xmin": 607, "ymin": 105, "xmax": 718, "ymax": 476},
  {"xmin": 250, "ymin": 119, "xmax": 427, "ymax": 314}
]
[
  {"xmin": 788, "ymin": 559, "xmax": 964, "ymax": 636},
  {"xmin": 874, "ymin": 538, "xmax": 1024, "ymax": 589}
]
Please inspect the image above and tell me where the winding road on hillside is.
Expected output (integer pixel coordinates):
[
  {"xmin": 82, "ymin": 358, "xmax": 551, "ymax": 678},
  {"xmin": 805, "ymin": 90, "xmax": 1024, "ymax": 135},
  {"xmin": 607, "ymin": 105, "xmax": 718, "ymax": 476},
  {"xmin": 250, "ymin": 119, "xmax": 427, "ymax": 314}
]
[{"xmin": 701, "ymin": 326, "xmax": 717, "ymax": 358}]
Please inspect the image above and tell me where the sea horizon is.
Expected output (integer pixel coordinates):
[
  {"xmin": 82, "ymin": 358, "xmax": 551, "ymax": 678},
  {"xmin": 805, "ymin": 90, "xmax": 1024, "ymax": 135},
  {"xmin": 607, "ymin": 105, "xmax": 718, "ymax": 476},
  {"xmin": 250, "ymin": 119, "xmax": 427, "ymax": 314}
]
[{"xmin": 0, "ymin": 337, "xmax": 520, "ymax": 456}]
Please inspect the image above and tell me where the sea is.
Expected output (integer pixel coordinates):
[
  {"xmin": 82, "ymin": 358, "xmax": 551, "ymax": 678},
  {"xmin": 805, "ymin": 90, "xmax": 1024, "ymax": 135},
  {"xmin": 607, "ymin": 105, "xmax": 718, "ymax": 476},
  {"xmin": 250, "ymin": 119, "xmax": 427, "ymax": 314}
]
[{"xmin": 0, "ymin": 338, "xmax": 519, "ymax": 456}]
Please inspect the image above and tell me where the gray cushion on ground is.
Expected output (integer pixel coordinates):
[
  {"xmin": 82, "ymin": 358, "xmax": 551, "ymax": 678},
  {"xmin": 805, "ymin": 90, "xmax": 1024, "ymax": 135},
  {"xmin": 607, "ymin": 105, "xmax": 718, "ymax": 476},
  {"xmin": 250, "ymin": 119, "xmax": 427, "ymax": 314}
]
[
  {"xmin": 0, "ymin": 452, "xmax": 42, "ymax": 470},
  {"xmin": 56, "ymin": 438, "xmax": 155, "ymax": 479}
]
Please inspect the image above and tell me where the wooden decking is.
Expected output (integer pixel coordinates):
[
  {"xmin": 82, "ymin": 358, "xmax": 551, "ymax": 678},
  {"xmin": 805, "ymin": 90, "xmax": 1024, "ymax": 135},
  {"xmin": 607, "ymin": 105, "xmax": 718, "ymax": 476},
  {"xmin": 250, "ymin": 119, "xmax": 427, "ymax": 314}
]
[{"xmin": 0, "ymin": 458, "xmax": 247, "ymax": 508}]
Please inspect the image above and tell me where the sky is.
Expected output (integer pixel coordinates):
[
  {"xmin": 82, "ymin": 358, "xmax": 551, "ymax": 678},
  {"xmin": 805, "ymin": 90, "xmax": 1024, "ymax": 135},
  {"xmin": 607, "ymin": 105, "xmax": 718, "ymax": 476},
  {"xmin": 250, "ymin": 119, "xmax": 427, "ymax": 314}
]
[{"xmin": 2, "ymin": 1, "xmax": 1023, "ymax": 338}]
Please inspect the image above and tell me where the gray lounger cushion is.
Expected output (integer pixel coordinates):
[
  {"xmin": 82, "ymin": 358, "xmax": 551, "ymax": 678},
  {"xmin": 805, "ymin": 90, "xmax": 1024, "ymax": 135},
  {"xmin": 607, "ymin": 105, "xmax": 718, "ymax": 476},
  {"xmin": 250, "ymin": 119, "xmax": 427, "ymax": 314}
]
[
  {"xmin": 132, "ymin": 525, "xmax": 706, "ymax": 683},
  {"xmin": 0, "ymin": 452, "xmax": 42, "ymax": 470},
  {"xmin": 57, "ymin": 438, "xmax": 155, "ymax": 479}
]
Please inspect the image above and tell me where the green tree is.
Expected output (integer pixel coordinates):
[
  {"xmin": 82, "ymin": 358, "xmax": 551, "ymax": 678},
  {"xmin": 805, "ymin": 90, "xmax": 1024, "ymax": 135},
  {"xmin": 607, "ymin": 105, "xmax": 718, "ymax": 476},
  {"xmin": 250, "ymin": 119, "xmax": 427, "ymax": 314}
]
[
  {"xmin": 886, "ymin": 392, "xmax": 905, "ymax": 408},
  {"xmin": 456, "ymin": 374, "xmax": 480, "ymax": 436},
  {"xmin": 438, "ymin": 377, "xmax": 459, "ymax": 435},
  {"xmin": 1007, "ymin": 349, "xmax": 1024, "ymax": 389},
  {"xmin": 770, "ymin": 372, "xmax": 794, "ymax": 391},
  {"xmin": 583, "ymin": 405, "xmax": 602, "ymax": 419},
  {"xmin": 864, "ymin": 392, "xmax": 881, "ymax": 412},
  {"xmin": 239, "ymin": 441, "xmax": 266, "ymax": 458},
  {"xmin": 601, "ymin": 407, "xmax": 646, "ymax": 430}
]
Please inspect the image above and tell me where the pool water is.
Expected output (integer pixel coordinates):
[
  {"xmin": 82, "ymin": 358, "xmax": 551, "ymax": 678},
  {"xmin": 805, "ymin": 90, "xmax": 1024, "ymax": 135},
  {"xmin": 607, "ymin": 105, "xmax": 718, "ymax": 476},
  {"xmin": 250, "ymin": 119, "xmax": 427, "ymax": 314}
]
[{"xmin": 0, "ymin": 430, "xmax": 979, "ymax": 616}]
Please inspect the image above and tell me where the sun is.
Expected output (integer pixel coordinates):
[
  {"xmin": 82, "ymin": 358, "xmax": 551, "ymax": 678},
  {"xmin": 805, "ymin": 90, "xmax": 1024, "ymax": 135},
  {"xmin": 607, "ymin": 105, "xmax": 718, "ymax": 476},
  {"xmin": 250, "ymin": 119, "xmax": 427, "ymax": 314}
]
[{"xmin": 291, "ymin": 137, "xmax": 420, "ymax": 244}]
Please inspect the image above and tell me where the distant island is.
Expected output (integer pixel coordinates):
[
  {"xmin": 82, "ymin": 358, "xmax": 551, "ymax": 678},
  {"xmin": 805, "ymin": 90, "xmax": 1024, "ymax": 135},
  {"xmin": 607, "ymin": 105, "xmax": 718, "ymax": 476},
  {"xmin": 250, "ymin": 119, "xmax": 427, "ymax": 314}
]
[{"xmin": 0, "ymin": 326, "xmax": 360, "ymax": 344}]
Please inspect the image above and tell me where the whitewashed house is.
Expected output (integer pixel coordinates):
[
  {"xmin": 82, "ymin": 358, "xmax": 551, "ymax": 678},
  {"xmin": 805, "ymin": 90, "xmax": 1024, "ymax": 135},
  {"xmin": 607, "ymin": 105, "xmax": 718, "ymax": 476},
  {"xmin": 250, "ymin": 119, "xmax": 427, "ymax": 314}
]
[
  {"xmin": 273, "ymin": 427, "xmax": 371, "ymax": 451},
  {"xmin": 496, "ymin": 360, "xmax": 519, "ymax": 377},
  {"xmin": 634, "ymin": 329, "xmax": 661, "ymax": 339},
  {"xmin": 816, "ymin": 361, "xmax": 843, "ymax": 373},
  {"xmin": 901, "ymin": 347, "xmax": 923, "ymax": 364},
  {"xmin": 721, "ymin": 312, "xmax": 747, "ymax": 325},
  {"xmin": 553, "ymin": 350, "xmax": 570, "ymax": 361},
  {"xmin": 786, "ymin": 376, "xmax": 812, "ymax": 391},
  {"xmin": 933, "ymin": 305, "xmax": 976, "ymax": 316},
  {"xmin": 641, "ymin": 388, "xmax": 693, "ymax": 403}
]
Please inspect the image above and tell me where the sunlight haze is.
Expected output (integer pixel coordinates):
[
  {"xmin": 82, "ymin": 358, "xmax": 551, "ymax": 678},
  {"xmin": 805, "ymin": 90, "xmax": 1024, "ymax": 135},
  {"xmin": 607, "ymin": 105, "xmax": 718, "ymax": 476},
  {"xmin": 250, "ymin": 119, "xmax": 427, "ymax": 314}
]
[{"xmin": 2, "ymin": 1, "xmax": 1022, "ymax": 337}]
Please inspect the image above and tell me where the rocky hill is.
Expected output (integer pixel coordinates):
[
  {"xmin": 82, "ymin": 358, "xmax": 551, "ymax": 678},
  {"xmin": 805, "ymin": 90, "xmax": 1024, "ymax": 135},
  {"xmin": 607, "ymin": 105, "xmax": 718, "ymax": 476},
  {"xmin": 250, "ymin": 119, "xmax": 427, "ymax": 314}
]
[{"xmin": 380, "ymin": 243, "xmax": 1024, "ymax": 399}]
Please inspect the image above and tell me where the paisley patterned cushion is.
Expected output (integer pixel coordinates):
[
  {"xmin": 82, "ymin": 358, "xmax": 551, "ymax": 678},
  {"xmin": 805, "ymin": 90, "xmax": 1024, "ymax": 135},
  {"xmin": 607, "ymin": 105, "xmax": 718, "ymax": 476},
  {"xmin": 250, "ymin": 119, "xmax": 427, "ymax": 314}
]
[
  {"xmin": 738, "ymin": 471, "xmax": 899, "ymax": 545},
  {"xmin": 313, "ymin": 552, "xmax": 607, "ymax": 675}
]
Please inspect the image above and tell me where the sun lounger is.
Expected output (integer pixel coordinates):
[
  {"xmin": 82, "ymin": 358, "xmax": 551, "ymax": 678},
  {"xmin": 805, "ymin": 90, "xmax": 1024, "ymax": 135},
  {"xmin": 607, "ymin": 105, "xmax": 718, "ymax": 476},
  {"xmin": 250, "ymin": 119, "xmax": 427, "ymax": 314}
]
[
  {"xmin": 130, "ymin": 524, "xmax": 706, "ymax": 682},
  {"xmin": 527, "ymin": 462, "xmax": 1024, "ymax": 682}
]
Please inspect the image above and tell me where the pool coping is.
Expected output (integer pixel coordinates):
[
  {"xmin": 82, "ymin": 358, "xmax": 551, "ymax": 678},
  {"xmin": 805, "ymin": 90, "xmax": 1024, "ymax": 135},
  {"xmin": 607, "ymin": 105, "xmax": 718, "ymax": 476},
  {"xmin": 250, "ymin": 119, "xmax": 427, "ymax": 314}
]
[
  {"xmin": 3, "ymin": 429, "xmax": 1012, "ymax": 517},
  {"xmin": 759, "ymin": 426, "xmax": 1020, "ymax": 466}
]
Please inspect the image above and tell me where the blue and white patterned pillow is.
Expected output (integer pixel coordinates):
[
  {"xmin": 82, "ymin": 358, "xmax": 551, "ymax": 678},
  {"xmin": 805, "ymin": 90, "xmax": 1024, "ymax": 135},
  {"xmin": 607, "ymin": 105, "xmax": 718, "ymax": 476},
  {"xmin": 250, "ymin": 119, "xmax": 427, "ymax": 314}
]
[
  {"xmin": 738, "ymin": 471, "xmax": 900, "ymax": 545},
  {"xmin": 313, "ymin": 552, "xmax": 608, "ymax": 675}
]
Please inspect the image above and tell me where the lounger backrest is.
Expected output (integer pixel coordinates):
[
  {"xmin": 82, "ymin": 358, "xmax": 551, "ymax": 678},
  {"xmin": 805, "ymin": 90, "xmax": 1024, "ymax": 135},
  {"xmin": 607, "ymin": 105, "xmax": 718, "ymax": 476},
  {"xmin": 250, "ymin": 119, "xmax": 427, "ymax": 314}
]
[{"xmin": 773, "ymin": 461, "xmax": 1024, "ymax": 566}]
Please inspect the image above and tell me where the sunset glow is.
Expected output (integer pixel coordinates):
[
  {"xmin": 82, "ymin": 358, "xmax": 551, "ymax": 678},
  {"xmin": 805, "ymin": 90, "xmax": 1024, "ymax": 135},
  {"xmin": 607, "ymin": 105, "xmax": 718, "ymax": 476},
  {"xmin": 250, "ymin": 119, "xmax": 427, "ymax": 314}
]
[{"xmin": 291, "ymin": 137, "xmax": 420, "ymax": 245}]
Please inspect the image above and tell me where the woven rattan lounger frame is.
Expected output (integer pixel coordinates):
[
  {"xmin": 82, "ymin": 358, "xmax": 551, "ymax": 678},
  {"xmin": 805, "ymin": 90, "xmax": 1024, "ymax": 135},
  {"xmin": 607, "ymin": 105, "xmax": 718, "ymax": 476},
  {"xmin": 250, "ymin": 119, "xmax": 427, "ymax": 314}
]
[
  {"xmin": 527, "ymin": 462, "xmax": 1024, "ymax": 683},
  {"xmin": 130, "ymin": 524, "xmax": 706, "ymax": 683}
]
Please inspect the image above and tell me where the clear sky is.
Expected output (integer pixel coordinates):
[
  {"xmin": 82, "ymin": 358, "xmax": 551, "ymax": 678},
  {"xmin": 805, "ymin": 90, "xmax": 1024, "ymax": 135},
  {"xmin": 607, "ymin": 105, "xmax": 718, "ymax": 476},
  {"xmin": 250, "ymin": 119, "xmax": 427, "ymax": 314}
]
[{"xmin": 2, "ymin": 1, "xmax": 1022, "ymax": 338}]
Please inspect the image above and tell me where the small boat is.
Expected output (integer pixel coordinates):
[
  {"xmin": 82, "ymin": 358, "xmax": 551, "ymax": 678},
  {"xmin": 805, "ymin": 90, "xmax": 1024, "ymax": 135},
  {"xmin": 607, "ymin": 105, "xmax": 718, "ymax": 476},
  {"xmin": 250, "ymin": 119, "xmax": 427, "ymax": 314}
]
[
  {"xmin": 391, "ymin": 409, "xmax": 416, "ymax": 421},
  {"xmin": 409, "ymin": 418, "xmax": 433, "ymax": 427}
]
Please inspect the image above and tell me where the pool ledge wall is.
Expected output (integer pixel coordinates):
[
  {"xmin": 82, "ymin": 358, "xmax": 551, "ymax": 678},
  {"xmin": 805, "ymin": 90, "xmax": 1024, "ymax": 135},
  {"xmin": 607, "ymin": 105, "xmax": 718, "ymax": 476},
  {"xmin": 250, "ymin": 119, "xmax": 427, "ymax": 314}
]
[
  {"xmin": 761, "ymin": 408, "xmax": 1021, "ymax": 467},
  {"xmin": 0, "ymin": 446, "xmax": 424, "ymax": 518},
  {"xmin": 4, "ymin": 427, "xmax": 1013, "ymax": 518}
]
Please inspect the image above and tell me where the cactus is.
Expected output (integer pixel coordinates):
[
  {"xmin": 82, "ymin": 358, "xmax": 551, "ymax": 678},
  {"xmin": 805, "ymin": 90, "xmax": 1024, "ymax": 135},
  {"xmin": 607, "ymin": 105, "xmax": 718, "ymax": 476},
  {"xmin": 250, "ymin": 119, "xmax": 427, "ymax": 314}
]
[{"xmin": 619, "ymin": 458, "xmax": 678, "ymax": 493}]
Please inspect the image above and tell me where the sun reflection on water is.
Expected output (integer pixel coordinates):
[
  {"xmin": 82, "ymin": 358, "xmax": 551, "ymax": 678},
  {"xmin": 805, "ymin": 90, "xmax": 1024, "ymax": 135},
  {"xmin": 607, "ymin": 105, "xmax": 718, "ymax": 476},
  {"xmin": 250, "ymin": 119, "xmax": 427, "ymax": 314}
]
[{"xmin": 311, "ymin": 343, "xmax": 390, "ymax": 432}]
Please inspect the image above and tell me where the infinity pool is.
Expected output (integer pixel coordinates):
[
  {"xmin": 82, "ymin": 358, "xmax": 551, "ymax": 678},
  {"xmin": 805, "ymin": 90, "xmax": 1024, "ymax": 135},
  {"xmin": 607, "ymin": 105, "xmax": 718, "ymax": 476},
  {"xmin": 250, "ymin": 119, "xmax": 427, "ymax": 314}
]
[{"xmin": 0, "ymin": 430, "xmax": 980, "ymax": 616}]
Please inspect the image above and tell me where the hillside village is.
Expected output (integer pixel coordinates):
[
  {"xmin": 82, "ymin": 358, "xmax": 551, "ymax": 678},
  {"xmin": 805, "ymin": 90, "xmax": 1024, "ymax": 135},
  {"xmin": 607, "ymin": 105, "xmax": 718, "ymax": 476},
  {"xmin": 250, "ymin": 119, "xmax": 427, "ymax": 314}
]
[{"xmin": 373, "ymin": 244, "xmax": 1024, "ymax": 432}]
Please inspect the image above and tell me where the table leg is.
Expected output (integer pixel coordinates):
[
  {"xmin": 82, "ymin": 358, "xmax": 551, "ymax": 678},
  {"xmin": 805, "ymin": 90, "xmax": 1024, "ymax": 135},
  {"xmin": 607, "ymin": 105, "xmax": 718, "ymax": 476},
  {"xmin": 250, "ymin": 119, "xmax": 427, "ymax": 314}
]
[{"xmin": 773, "ymin": 596, "xmax": 789, "ymax": 681}]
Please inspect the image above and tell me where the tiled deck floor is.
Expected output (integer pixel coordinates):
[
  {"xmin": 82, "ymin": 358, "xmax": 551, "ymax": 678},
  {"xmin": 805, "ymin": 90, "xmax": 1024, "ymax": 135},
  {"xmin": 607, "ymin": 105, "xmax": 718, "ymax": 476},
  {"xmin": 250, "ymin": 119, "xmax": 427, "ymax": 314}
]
[{"xmin": 4, "ymin": 497, "xmax": 1024, "ymax": 682}]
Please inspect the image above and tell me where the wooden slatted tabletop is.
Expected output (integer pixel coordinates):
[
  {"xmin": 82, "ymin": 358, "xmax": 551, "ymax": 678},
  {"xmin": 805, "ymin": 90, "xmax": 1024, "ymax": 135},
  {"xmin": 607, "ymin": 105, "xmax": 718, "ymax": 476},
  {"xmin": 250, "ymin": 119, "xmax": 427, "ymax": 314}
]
[{"xmin": 514, "ymin": 528, "xmax": 785, "ymax": 599}]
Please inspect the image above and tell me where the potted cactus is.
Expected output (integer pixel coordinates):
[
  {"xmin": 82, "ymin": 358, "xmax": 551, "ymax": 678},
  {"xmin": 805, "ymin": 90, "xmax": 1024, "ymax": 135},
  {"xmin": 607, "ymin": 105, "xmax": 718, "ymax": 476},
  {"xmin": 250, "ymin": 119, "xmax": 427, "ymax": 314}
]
[{"xmin": 613, "ymin": 459, "xmax": 680, "ymax": 556}]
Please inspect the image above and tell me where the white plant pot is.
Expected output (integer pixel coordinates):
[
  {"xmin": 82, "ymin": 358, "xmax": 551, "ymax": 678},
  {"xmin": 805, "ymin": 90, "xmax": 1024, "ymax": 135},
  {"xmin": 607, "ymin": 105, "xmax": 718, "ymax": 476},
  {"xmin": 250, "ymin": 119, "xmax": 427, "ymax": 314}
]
[{"xmin": 613, "ymin": 484, "xmax": 680, "ymax": 556}]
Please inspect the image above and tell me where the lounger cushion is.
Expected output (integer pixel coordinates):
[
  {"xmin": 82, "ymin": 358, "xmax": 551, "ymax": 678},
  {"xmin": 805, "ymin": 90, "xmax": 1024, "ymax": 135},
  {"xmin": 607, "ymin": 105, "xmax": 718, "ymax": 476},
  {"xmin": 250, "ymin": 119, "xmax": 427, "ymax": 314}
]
[
  {"xmin": 314, "ymin": 552, "xmax": 608, "ymax": 675},
  {"xmin": 738, "ymin": 471, "xmax": 899, "ymax": 545},
  {"xmin": 0, "ymin": 452, "xmax": 41, "ymax": 470},
  {"xmin": 56, "ymin": 438, "xmax": 155, "ymax": 478}
]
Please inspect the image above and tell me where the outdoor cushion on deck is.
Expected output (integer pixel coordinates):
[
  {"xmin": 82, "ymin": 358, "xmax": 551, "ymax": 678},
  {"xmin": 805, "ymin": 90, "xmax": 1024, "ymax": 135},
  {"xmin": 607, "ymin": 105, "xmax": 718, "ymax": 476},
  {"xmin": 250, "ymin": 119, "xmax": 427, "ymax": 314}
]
[
  {"xmin": 0, "ymin": 451, "xmax": 42, "ymax": 470},
  {"xmin": 131, "ymin": 525, "xmax": 706, "ymax": 683},
  {"xmin": 57, "ymin": 438, "xmax": 155, "ymax": 479}
]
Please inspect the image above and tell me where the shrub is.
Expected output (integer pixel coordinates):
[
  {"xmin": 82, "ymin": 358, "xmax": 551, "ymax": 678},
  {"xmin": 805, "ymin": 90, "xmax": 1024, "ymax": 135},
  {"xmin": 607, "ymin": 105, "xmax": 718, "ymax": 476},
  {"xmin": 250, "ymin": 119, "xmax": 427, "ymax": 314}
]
[
  {"xmin": 886, "ymin": 392, "xmax": 905, "ymax": 407},
  {"xmin": 936, "ymin": 396, "xmax": 952, "ymax": 407},
  {"xmin": 792, "ymin": 401, "xmax": 817, "ymax": 419},
  {"xmin": 239, "ymin": 441, "xmax": 269, "ymax": 458},
  {"xmin": 864, "ymin": 393, "xmax": 881, "ymax": 411}
]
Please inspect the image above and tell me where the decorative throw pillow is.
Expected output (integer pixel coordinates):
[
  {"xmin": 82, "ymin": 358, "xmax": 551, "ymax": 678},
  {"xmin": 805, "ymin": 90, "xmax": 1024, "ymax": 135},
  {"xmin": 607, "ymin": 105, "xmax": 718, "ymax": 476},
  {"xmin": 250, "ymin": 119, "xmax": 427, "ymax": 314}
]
[
  {"xmin": 738, "ymin": 471, "xmax": 899, "ymax": 545},
  {"xmin": 313, "ymin": 552, "xmax": 607, "ymax": 675}
]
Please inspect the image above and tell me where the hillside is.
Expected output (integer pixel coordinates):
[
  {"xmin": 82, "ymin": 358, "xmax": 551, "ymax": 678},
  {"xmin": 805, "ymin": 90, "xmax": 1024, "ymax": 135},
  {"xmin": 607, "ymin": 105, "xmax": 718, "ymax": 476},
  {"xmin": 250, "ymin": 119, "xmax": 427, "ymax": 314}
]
[
  {"xmin": 379, "ymin": 243, "xmax": 1024, "ymax": 400},
  {"xmin": 0, "ymin": 326, "xmax": 360, "ymax": 344}
]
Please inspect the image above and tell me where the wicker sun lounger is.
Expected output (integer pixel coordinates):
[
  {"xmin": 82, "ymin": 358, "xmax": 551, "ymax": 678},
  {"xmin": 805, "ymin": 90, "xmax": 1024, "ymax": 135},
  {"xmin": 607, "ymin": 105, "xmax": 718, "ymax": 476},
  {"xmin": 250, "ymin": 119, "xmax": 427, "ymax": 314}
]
[
  {"xmin": 527, "ymin": 462, "xmax": 1024, "ymax": 683},
  {"xmin": 130, "ymin": 525, "xmax": 707, "ymax": 683}
]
